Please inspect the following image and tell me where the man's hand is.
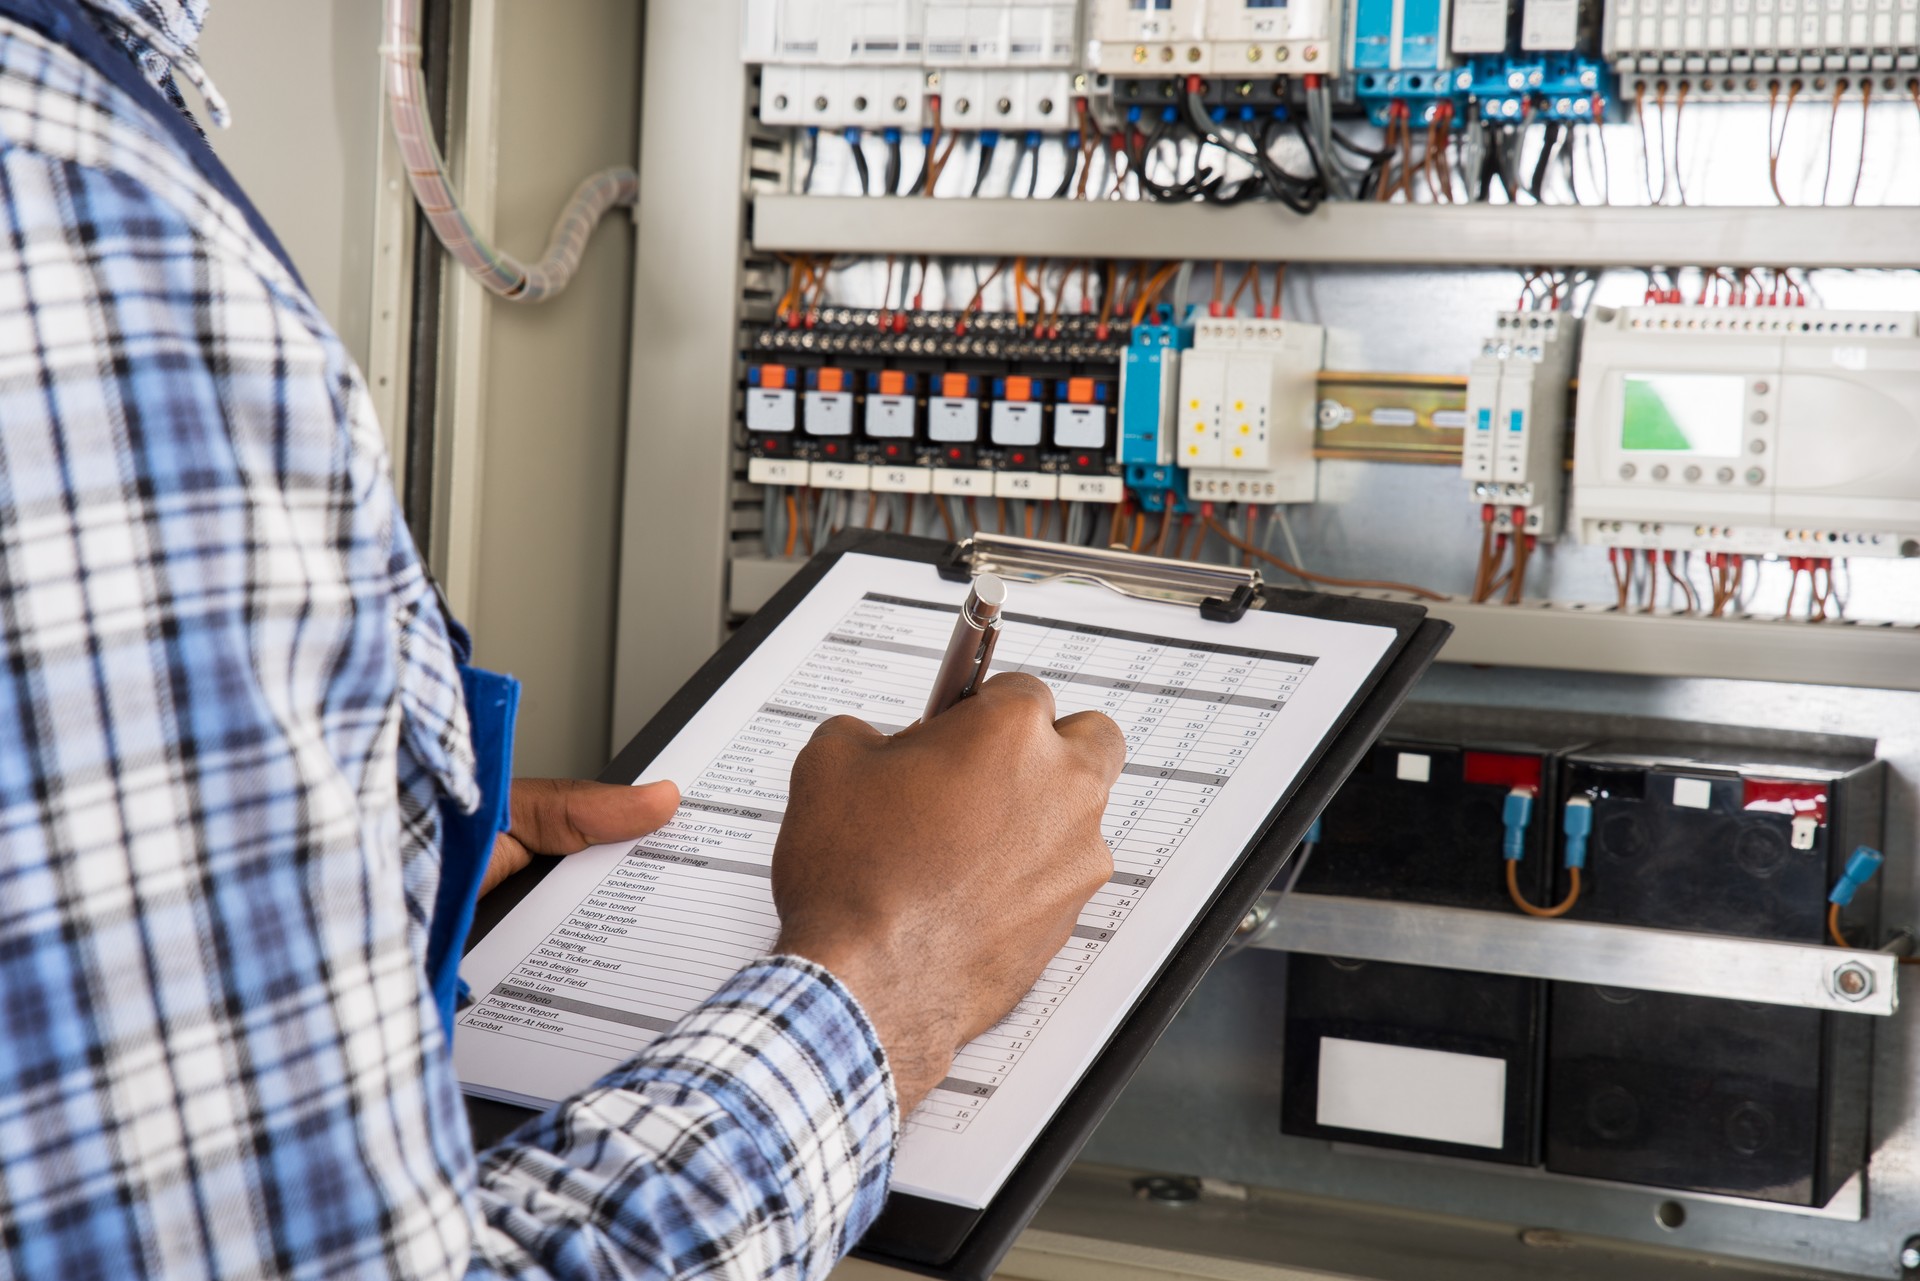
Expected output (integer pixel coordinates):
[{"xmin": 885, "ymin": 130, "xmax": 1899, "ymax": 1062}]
[
  {"xmin": 482, "ymin": 778, "xmax": 683, "ymax": 896},
  {"xmin": 772, "ymin": 673, "xmax": 1125, "ymax": 1111}
]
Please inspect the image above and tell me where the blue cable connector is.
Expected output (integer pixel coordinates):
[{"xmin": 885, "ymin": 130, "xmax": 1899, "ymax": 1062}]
[
  {"xmin": 1829, "ymin": 846, "xmax": 1885, "ymax": 907},
  {"xmin": 1563, "ymin": 796, "xmax": 1593, "ymax": 870},
  {"xmin": 1502, "ymin": 788, "xmax": 1533, "ymax": 861}
]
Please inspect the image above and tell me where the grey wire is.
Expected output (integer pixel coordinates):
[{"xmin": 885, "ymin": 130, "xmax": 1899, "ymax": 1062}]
[
  {"xmin": 1171, "ymin": 260, "xmax": 1196, "ymax": 324},
  {"xmin": 1277, "ymin": 506, "xmax": 1307, "ymax": 570}
]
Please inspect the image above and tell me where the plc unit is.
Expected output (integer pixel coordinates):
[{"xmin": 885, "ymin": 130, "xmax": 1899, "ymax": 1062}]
[
  {"xmin": 1546, "ymin": 743, "xmax": 1885, "ymax": 1207},
  {"xmin": 1463, "ymin": 310, "xmax": 1575, "ymax": 541},
  {"xmin": 1174, "ymin": 317, "xmax": 1324, "ymax": 504},
  {"xmin": 1572, "ymin": 306, "xmax": 1920, "ymax": 557}
]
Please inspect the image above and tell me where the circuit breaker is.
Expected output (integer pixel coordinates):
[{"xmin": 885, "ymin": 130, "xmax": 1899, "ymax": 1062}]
[
  {"xmin": 1175, "ymin": 317, "xmax": 1324, "ymax": 503},
  {"xmin": 1463, "ymin": 310, "xmax": 1574, "ymax": 542},
  {"xmin": 1571, "ymin": 306, "xmax": 1920, "ymax": 557},
  {"xmin": 1544, "ymin": 743, "xmax": 1886, "ymax": 1206},
  {"xmin": 747, "ymin": 0, "xmax": 929, "ymax": 128},
  {"xmin": 1282, "ymin": 736, "xmax": 1571, "ymax": 1165}
]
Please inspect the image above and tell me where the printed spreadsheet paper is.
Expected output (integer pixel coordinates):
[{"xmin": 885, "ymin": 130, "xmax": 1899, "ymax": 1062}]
[{"xmin": 454, "ymin": 554, "xmax": 1398, "ymax": 1210}]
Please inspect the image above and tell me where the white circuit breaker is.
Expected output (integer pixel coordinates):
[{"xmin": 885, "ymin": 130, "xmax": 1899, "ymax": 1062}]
[
  {"xmin": 1571, "ymin": 306, "xmax": 1920, "ymax": 555},
  {"xmin": 746, "ymin": 0, "xmax": 928, "ymax": 128},
  {"xmin": 1175, "ymin": 317, "xmax": 1326, "ymax": 504},
  {"xmin": 927, "ymin": 1, "xmax": 1079, "ymax": 130},
  {"xmin": 1463, "ymin": 310, "xmax": 1575, "ymax": 541}
]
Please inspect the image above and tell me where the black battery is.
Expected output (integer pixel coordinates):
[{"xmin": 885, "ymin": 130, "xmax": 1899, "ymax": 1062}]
[
  {"xmin": 1282, "ymin": 733, "xmax": 1577, "ymax": 1164},
  {"xmin": 1545, "ymin": 984, "xmax": 1871, "ymax": 1207},
  {"xmin": 1557, "ymin": 743, "xmax": 1886, "ymax": 942},
  {"xmin": 1283, "ymin": 956, "xmax": 1545, "ymax": 1165},
  {"xmin": 1544, "ymin": 742, "xmax": 1885, "ymax": 1206},
  {"xmin": 1289, "ymin": 736, "xmax": 1560, "ymax": 909}
]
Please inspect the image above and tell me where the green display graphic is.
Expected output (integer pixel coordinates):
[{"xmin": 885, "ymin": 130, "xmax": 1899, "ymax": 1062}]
[{"xmin": 1619, "ymin": 374, "xmax": 1745, "ymax": 455}]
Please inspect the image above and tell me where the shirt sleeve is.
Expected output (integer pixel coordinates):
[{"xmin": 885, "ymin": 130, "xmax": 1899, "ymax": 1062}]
[{"xmin": 465, "ymin": 956, "xmax": 899, "ymax": 1281}]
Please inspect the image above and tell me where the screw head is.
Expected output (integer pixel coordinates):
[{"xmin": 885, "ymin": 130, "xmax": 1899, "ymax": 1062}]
[
  {"xmin": 1248, "ymin": 45, "xmax": 1263, "ymax": 61},
  {"xmin": 894, "ymin": 95, "xmax": 909, "ymax": 111},
  {"xmin": 1746, "ymin": 467, "xmax": 1766, "ymax": 485},
  {"xmin": 1133, "ymin": 44, "xmax": 1149, "ymax": 64},
  {"xmin": 1899, "ymin": 1243, "xmax": 1920, "ymax": 1271},
  {"xmin": 1304, "ymin": 45, "xmax": 1319, "ymax": 61},
  {"xmin": 813, "ymin": 95, "xmax": 829, "ymax": 111},
  {"xmin": 1187, "ymin": 45, "xmax": 1203, "ymax": 62}
]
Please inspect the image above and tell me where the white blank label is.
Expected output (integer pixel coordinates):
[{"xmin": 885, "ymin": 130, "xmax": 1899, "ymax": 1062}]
[
  {"xmin": 1316, "ymin": 1037, "xmax": 1507, "ymax": 1150},
  {"xmin": 1396, "ymin": 752, "xmax": 1432, "ymax": 782},
  {"xmin": 1672, "ymin": 777, "xmax": 1713, "ymax": 809}
]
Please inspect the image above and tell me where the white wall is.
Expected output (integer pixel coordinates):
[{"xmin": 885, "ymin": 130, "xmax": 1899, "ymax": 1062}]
[{"xmin": 195, "ymin": 0, "xmax": 383, "ymax": 367}]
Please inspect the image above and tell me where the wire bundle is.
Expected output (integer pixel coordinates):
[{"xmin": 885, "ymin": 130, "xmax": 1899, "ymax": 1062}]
[{"xmin": 383, "ymin": 0, "xmax": 637, "ymax": 302}]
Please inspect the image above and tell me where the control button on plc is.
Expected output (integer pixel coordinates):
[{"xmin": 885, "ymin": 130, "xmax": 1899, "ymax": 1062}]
[
  {"xmin": 1684, "ymin": 465, "xmax": 1702, "ymax": 482},
  {"xmin": 1717, "ymin": 467, "xmax": 1735, "ymax": 483},
  {"xmin": 1746, "ymin": 467, "xmax": 1766, "ymax": 485},
  {"xmin": 1619, "ymin": 463, "xmax": 1637, "ymax": 480},
  {"xmin": 1651, "ymin": 464, "xmax": 1669, "ymax": 480}
]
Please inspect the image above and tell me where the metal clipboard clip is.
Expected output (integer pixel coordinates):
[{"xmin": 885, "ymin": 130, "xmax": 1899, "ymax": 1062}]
[{"xmin": 938, "ymin": 534, "xmax": 1264, "ymax": 623}]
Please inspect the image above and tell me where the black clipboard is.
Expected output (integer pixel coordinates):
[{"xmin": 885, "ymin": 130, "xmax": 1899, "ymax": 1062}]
[{"xmin": 465, "ymin": 528, "xmax": 1451, "ymax": 1280}]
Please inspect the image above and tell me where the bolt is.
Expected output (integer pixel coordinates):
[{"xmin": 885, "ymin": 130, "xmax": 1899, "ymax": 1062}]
[
  {"xmin": 1235, "ymin": 903, "xmax": 1269, "ymax": 938},
  {"xmin": 1834, "ymin": 962, "xmax": 1873, "ymax": 1001}
]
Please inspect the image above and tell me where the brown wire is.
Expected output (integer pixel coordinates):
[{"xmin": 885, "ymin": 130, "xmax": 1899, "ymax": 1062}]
[
  {"xmin": 1509, "ymin": 862, "xmax": 1582, "ymax": 919},
  {"xmin": 784, "ymin": 491, "xmax": 799, "ymax": 558},
  {"xmin": 997, "ymin": 496, "xmax": 1009, "ymax": 534},
  {"xmin": 1153, "ymin": 510, "xmax": 1172, "ymax": 556},
  {"xmin": 1769, "ymin": 80, "xmax": 1800, "ymax": 205},
  {"xmin": 1201, "ymin": 516, "xmax": 1449, "ymax": 601},
  {"xmin": 937, "ymin": 494, "xmax": 957, "ymax": 542},
  {"xmin": 1820, "ymin": 79, "xmax": 1847, "ymax": 205},
  {"xmin": 1024, "ymin": 503, "xmax": 1036, "ymax": 540},
  {"xmin": 1850, "ymin": 80, "xmax": 1872, "ymax": 205},
  {"xmin": 1504, "ymin": 532, "xmax": 1534, "ymax": 605},
  {"xmin": 1829, "ymin": 901, "xmax": 1850, "ymax": 949},
  {"xmin": 1471, "ymin": 520, "xmax": 1495, "ymax": 603}
]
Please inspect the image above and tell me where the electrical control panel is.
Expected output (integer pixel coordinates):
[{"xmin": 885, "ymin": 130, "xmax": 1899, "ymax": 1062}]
[
  {"xmin": 1175, "ymin": 317, "xmax": 1325, "ymax": 504},
  {"xmin": 1463, "ymin": 310, "xmax": 1575, "ymax": 541},
  {"xmin": 1572, "ymin": 306, "xmax": 1920, "ymax": 557}
]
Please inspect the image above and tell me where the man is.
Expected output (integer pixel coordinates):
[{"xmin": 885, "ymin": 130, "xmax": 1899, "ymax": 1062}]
[{"xmin": 0, "ymin": 2, "xmax": 1124, "ymax": 1277}]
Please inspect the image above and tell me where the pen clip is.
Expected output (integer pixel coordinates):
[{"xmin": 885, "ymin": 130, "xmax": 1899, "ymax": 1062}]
[{"xmin": 960, "ymin": 621, "xmax": 1001, "ymax": 702}]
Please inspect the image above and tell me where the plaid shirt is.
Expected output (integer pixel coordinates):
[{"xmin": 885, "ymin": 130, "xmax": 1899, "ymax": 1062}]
[{"xmin": 0, "ymin": 4, "xmax": 896, "ymax": 1278}]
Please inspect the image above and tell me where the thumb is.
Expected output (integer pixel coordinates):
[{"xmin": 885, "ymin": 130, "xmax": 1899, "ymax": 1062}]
[{"xmin": 508, "ymin": 777, "xmax": 682, "ymax": 856}]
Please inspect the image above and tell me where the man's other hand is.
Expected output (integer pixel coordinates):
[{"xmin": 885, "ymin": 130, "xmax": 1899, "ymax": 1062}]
[
  {"xmin": 482, "ymin": 778, "xmax": 683, "ymax": 896},
  {"xmin": 771, "ymin": 673, "xmax": 1125, "ymax": 1111}
]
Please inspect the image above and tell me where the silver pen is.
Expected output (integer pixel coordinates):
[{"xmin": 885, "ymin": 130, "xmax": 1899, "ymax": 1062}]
[{"xmin": 923, "ymin": 573, "xmax": 1008, "ymax": 721}]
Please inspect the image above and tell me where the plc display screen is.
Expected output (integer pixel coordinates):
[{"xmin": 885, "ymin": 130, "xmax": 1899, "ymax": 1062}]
[{"xmin": 1618, "ymin": 373, "xmax": 1745, "ymax": 455}]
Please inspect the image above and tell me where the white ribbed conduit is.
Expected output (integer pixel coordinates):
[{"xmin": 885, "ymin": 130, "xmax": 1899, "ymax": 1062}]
[{"xmin": 382, "ymin": 0, "xmax": 638, "ymax": 303}]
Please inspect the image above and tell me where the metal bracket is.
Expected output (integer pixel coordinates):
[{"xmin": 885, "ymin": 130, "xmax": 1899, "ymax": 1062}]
[{"xmin": 1250, "ymin": 891, "xmax": 1901, "ymax": 1017}]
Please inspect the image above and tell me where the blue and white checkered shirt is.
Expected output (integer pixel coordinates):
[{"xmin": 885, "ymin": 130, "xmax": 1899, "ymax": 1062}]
[{"xmin": 0, "ymin": 3, "xmax": 897, "ymax": 1277}]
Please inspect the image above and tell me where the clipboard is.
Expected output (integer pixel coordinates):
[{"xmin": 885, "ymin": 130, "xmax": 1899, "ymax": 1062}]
[{"xmin": 465, "ymin": 528, "xmax": 1451, "ymax": 1280}]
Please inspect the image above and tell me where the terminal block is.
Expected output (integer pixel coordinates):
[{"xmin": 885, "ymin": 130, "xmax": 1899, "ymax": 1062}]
[
  {"xmin": 1462, "ymin": 310, "xmax": 1576, "ymax": 542},
  {"xmin": 1602, "ymin": 0, "xmax": 1918, "ymax": 96},
  {"xmin": 1174, "ymin": 316, "xmax": 1326, "ymax": 504}
]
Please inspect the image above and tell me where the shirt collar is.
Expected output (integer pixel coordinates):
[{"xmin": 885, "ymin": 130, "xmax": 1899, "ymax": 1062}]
[{"xmin": 76, "ymin": 0, "xmax": 229, "ymax": 127}]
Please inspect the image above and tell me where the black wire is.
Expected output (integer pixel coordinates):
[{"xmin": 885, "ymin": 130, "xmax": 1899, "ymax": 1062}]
[
  {"xmin": 849, "ymin": 134, "xmax": 871, "ymax": 196},
  {"xmin": 1026, "ymin": 142, "xmax": 1042, "ymax": 198},
  {"xmin": 1006, "ymin": 136, "xmax": 1032, "ymax": 198},
  {"xmin": 883, "ymin": 136, "xmax": 902, "ymax": 195},
  {"xmin": 1529, "ymin": 122, "xmax": 1561, "ymax": 202},
  {"xmin": 801, "ymin": 128, "xmax": 819, "ymax": 195},
  {"xmin": 1256, "ymin": 118, "xmax": 1327, "ymax": 214},
  {"xmin": 1331, "ymin": 126, "xmax": 1389, "ymax": 162},
  {"xmin": 970, "ymin": 138, "xmax": 998, "ymax": 196},
  {"xmin": 1050, "ymin": 137, "xmax": 1076, "ymax": 199}
]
